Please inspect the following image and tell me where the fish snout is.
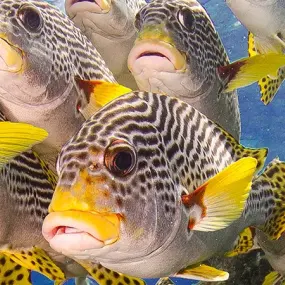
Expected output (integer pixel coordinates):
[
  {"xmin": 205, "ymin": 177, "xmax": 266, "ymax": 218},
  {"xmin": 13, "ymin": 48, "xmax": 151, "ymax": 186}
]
[
  {"xmin": 66, "ymin": 0, "xmax": 112, "ymax": 18},
  {"xmin": 42, "ymin": 210, "xmax": 120, "ymax": 256}
]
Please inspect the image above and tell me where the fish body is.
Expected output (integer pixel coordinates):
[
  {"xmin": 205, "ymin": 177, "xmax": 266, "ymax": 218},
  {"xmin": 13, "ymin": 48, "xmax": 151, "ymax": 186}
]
[
  {"xmin": 0, "ymin": 0, "xmax": 115, "ymax": 170},
  {"xmin": 65, "ymin": 0, "xmax": 146, "ymax": 88},
  {"xmin": 226, "ymin": 0, "xmax": 285, "ymax": 104},
  {"xmin": 128, "ymin": 0, "xmax": 241, "ymax": 140},
  {"xmin": 43, "ymin": 90, "xmax": 285, "ymax": 281}
]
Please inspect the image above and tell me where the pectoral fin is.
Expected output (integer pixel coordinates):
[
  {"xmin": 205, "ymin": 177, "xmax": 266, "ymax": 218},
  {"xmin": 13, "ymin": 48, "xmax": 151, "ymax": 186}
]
[
  {"xmin": 0, "ymin": 122, "xmax": 48, "ymax": 168},
  {"xmin": 75, "ymin": 77, "xmax": 132, "ymax": 119},
  {"xmin": 182, "ymin": 157, "xmax": 257, "ymax": 231},
  {"xmin": 175, "ymin": 264, "xmax": 229, "ymax": 282},
  {"xmin": 247, "ymin": 32, "xmax": 285, "ymax": 105}
]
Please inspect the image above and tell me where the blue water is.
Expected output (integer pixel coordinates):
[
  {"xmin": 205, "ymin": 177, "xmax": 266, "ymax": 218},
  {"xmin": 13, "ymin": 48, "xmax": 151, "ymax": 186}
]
[{"xmin": 35, "ymin": 0, "xmax": 285, "ymax": 284}]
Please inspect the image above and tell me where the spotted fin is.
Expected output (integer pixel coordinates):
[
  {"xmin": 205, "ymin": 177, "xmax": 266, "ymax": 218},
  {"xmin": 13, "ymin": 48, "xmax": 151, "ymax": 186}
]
[
  {"xmin": 225, "ymin": 227, "xmax": 259, "ymax": 257},
  {"xmin": 1, "ymin": 247, "xmax": 65, "ymax": 283},
  {"xmin": 248, "ymin": 32, "xmax": 285, "ymax": 105},
  {"xmin": 219, "ymin": 53, "xmax": 285, "ymax": 93},
  {"xmin": 262, "ymin": 271, "xmax": 285, "ymax": 285},
  {"xmin": 218, "ymin": 126, "xmax": 267, "ymax": 173},
  {"xmin": 249, "ymin": 158, "xmax": 285, "ymax": 240},
  {"xmin": 174, "ymin": 264, "xmax": 229, "ymax": 282},
  {"xmin": 0, "ymin": 253, "xmax": 32, "ymax": 284},
  {"xmin": 182, "ymin": 157, "xmax": 257, "ymax": 232},
  {"xmin": 77, "ymin": 261, "xmax": 146, "ymax": 285},
  {"xmin": 0, "ymin": 122, "xmax": 48, "ymax": 168},
  {"xmin": 75, "ymin": 77, "xmax": 132, "ymax": 119}
]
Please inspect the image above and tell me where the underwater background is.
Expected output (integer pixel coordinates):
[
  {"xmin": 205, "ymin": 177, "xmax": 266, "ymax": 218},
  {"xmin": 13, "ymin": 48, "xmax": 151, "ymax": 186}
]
[{"xmin": 33, "ymin": 0, "xmax": 285, "ymax": 284}]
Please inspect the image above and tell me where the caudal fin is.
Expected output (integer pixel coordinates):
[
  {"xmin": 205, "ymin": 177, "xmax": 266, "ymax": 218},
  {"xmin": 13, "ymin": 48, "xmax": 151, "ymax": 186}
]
[{"xmin": 245, "ymin": 158, "xmax": 285, "ymax": 240}]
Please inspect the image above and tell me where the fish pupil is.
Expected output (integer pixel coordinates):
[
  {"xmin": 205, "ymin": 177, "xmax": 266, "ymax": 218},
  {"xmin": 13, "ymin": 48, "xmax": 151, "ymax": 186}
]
[{"xmin": 113, "ymin": 151, "xmax": 133, "ymax": 174}]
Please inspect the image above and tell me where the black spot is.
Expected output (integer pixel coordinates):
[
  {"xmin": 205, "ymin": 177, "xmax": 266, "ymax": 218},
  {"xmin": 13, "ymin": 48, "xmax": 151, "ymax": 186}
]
[
  {"xmin": 16, "ymin": 274, "xmax": 24, "ymax": 281},
  {"xmin": 4, "ymin": 269, "xmax": 13, "ymax": 277}
]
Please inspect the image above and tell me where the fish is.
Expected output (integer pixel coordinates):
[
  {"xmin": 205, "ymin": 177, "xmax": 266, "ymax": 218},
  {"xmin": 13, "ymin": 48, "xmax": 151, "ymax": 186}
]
[
  {"xmin": 42, "ymin": 86, "xmax": 285, "ymax": 282},
  {"xmin": 65, "ymin": 0, "xmax": 146, "ymax": 89},
  {"xmin": 225, "ymin": 0, "xmax": 285, "ymax": 104},
  {"xmin": 0, "ymin": 0, "xmax": 116, "ymax": 171},
  {"xmin": 0, "ymin": 111, "xmax": 145, "ymax": 285},
  {"xmin": 128, "ymin": 0, "xmax": 285, "ymax": 140}
]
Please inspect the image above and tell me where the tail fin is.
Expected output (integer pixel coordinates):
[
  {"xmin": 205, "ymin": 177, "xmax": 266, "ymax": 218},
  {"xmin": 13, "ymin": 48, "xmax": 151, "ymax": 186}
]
[{"xmin": 245, "ymin": 158, "xmax": 285, "ymax": 240}]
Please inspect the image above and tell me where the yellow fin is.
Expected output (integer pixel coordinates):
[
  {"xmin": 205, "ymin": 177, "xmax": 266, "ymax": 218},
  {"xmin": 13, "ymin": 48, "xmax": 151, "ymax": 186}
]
[
  {"xmin": 175, "ymin": 264, "xmax": 229, "ymax": 282},
  {"xmin": 0, "ymin": 253, "xmax": 32, "ymax": 284},
  {"xmin": 225, "ymin": 227, "xmax": 259, "ymax": 257},
  {"xmin": 77, "ymin": 261, "xmax": 146, "ymax": 285},
  {"xmin": 0, "ymin": 122, "xmax": 48, "ymax": 168},
  {"xmin": 253, "ymin": 159, "xmax": 285, "ymax": 240},
  {"xmin": 1, "ymin": 247, "xmax": 65, "ymax": 283},
  {"xmin": 248, "ymin": 32, "xmax": 258, "ymax": 57},
  {"xmin": 221, "ymin": 53, "xmax": 285, "ymax": 92},
  {"xmin": 262, "ymin": 271, "xmax": 285, "ymax": 285},
  {"xmin": 258, "ymin": 67, "xmax": 285, "ymax": 105},
  {"xmin": 75, "ymin": 77, "xmax": 132, "ymax": 119},
  {"xmin": 182, "ymin": 157, "xmax": 257, "ymax": 231}
]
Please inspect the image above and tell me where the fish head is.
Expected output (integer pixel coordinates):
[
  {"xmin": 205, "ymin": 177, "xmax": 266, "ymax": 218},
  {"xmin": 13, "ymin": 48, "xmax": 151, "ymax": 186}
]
[
  {"xmin": 65, "ymin": 0, "xmax": 146, "ymax": 76},
  {"xmin": 0, "ymin": 0, "xmax": 75, "ymax": 106},
  {"xmin": 128, "ymin": 0, "xmax": 227, "ymax": 100},
  {"xmin": 65, "ymin": 0, "xmax": 144, "ymax": 40},
  {"xmin": 42, "ymin": 91, "xmax": 183, "ymax": 268}
]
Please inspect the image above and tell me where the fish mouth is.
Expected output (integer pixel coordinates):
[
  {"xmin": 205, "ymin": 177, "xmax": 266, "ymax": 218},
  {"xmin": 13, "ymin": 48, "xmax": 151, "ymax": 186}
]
[
  {"xmin": 42, "ymin": 211, "xmax": 121, "ymax": 255},
  {"xmin": 0, "ymin": 34, "xmax": 24, "ymax": 73},
  {"xmin": 66, "ymin": 0, "xmax": 112, "ymax": 15},
  {"xmin": 128, "ymin": 39, "xmax": 187, "ymax": 75}
]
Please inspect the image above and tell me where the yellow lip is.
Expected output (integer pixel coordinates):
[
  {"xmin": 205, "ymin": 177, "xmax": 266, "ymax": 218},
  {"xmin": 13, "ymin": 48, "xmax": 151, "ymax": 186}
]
[
  {"xmin": 43, "ymin": 210, "xmax": 120, "ymax": 245},
  {"xmin": 129, "ymin": 25, "xmax": 187, "ymax": 71},
  {"xmin": 0, "ymin": 33, "xmax": 23, "ymax": 73},
  {"xmin": 98, "ymin": 0, "xmax": 112, "ymax": 12}
]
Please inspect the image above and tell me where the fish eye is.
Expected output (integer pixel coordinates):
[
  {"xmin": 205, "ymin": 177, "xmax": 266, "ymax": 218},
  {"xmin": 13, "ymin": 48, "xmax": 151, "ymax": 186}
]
[
  {"xmin": 104, "ymin": 140, "xmax": 136, "ymax": 177},
  {"xmin": 18, "ymin": 5, "xmax": 43, "ymax": 32},
  {"xmin": 177, "ymin": 8, "xmax": 195, "ymax": 30}
]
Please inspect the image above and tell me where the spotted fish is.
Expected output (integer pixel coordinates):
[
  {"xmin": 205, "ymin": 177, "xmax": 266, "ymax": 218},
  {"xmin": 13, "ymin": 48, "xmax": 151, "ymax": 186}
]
[
  {"xmin": 43, "ymin": 88, "xmax": 285, "ymax": 282},
  {"xmin": 0, "ymin": 0, "xmax": 116, "ymax": 171},
  {"xmin": 65, "ymin": 0, "xmax": 146, "ymax": 88},
  {"xmin": 226, "ymin": 0, "xmax": 285, "ymax": 105},
  {"xmin": 128, "ymin": 0, "xmax": 285, "ymax": 140}
]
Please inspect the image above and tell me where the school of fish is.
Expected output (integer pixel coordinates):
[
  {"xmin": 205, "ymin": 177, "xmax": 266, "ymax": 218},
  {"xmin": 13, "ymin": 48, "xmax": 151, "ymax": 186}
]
[{"xmin": 0, "ymin": 0, "xmax": 285, "ymax": 284}]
